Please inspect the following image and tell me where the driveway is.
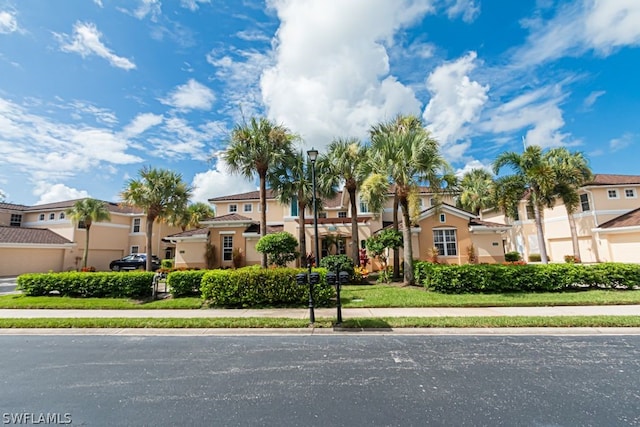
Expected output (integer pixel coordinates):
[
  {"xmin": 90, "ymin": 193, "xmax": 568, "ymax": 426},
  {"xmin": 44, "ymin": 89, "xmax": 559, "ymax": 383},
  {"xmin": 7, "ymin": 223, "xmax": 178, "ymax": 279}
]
[{"xmin": 0, "ymin": 276, "xmax": 19, "ymax": 295}]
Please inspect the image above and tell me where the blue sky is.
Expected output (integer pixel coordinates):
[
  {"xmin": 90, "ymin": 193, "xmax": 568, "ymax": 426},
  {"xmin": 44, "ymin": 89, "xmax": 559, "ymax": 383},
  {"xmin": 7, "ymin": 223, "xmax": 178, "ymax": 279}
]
[{"xmin": 0, "ymin": 0, "xmax": 638, "ymax": 206}]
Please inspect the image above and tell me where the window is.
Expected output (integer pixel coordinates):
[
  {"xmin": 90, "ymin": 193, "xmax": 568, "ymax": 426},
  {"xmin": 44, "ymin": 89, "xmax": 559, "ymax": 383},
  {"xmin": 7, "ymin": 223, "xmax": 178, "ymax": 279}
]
[
  {"xmin": 418, "ymin": 198, "xmax": 424, "ymax": 208},
  {"xmin": 608, "ymin": 189, "xmax": 619, "ymax": 199},
  {"xmin": 222, "ymin": 236, "xmax": 233, "ymax": 261},
  {"xmin": 132, "ymin": 218, "xmax": 141, "ymax": 233},
  {"xmin": 359, "ymin": 201, "xmax": 369, "ymax": 213},
  {"xmin": 78, "ymin": 220, "xmax": 86, "ymax": 229},
  {"xmin": 625, "ymin": 189, "xmax": 636, "ymax": 198},
  {"xmin": 338, "ymin": 211, "xmax": 347, "ymax": 218},
  {"xmin": 318, "ymin": 212, "xmax": 327, "ymax": 219},
  {"xmin": 10, "ymin": 214, "xmax": 22, "ymax": 227},
  {"xmin": 580, "ymin": 194, "xmax": 590, "ymax": 212},
  {"xmin": 243, "ymin": 203, "xmax": 252, "ymax": 213},
  {"xmin": 526, "ymin": 204, "xmax": 535, "ymax": 220},
  {"xmin": 439, "ymin": 213, "xmax": 446, "ymax": 223},
  {"xmin": 48, "ymin": 213, "xmax": 55, "ymax": 220},
  {"xmin": 39, "ymin": 214, "xmax": 44, "ymax": 221},
  {"xmin": 59, "ymin": 212, "xmax": 65, "ymax": 220},
  {"xmin": 290, "ymin": 196, "xmax": 298, "ymax": 217},
  {"xmin": 131, "ymin": 246, "xmax": 139, "ymax": 254},
  {"xmin": 229, "ymin": 204, "xmax": 238, "ymax": 213},
  {"xmin": 430, "ymin": 197, "xmax": 436, "ymax": 207},
  {"xmin": 434, "ymin": 229, "xmax": 457, "ymax": 256}
]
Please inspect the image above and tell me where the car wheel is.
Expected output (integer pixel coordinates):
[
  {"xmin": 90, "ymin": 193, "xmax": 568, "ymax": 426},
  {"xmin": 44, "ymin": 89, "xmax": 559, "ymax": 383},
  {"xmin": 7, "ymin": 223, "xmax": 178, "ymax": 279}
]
[{"xmin": 112, "ymin": 265, "xmax": 121, "ymax": 272}]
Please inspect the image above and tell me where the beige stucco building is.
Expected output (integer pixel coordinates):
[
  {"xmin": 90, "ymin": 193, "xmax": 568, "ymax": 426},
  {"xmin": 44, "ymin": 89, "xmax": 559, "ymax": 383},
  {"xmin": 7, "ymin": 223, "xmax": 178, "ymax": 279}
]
[
  {"xmin": 482, "ymin": 174, "xmax": 640, "ymax": 263},
  {"xmin": 0, "ymin": 199, "xmax": 181, "ymax": 276}
]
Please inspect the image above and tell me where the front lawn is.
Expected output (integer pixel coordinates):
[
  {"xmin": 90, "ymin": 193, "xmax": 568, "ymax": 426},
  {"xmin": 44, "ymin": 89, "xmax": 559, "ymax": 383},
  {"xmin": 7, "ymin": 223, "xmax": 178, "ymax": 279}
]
[{"xmin": 0, "ymin": 295, "xmax": 204, "ymax": 309}]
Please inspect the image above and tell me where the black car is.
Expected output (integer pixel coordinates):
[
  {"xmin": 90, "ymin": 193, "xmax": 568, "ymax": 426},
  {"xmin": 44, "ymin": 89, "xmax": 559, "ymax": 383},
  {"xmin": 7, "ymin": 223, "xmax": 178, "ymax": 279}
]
[{"xmin": 109, "ymin": 254, "xmax": 161, "ymax": 271}]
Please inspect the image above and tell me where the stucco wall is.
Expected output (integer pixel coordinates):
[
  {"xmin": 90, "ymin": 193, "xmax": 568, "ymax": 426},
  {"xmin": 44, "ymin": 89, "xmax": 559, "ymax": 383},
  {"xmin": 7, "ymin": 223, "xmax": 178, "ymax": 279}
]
[{"xmin": 0, "ymin": 247, "xmax": 67, "ymax": 275}]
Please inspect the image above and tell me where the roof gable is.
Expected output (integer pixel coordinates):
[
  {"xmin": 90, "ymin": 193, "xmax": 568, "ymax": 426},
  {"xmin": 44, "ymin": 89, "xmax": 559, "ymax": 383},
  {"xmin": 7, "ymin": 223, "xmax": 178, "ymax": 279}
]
[
  {"xmin": 0, "ymin": 226, "xmax": 73, "ymax": 245},
  {"xmin": 598, "ymin": 207, "xmax": 640, "ymax": 229}
]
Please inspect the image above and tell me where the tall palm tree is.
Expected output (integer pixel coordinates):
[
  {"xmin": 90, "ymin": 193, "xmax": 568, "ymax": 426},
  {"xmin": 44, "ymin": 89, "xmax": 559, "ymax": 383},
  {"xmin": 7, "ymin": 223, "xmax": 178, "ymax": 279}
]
[
  {"xmin": 363, "ymin": 115, "xmax": 450, "ymax": 286},
  {"xmin": 493, "ymin": 145, "xmax": 558, "ymax": 264},
  {"xmin": 65, "ymin": 198, "xmax": 111, "ymax": 269},
  {"xmin": 121, "ymin": 167, "xmax": 192, "ymax": 271},
  {"xmin": 224, "ymin": 117, "xmax": 297, "ymax": 268},
  {"xmin": 324, "ymin": 138, "xmax": 369, "ymax": 266},
  {"xmin": 268, "ymin": 150, "xmax": 337, "ymax": 266},
  {"xmin": 546, "ymin": 148, "xmax": 592, "ymax": 261},
  {"xmin": 458, "ymin": 168, "xmax": 495, "ymax": 215}
]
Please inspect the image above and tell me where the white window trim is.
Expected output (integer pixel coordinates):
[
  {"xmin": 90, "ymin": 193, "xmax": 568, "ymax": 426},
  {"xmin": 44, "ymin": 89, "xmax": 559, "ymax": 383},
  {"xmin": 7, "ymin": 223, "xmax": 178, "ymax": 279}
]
[
  {"xmin": 49, "ymin": 213, "xmax": 55, "ymax": 220},
  {"xmin": 439, "ymin": 213, "xmax": 446, "ymax": 223},
  {"xmin": 228, "ymin": 204, "xmax": 238, "ymax": 213},
  {"xmin": 433, "ymin": 228, "xmax": 458, "ymax": 257},
  {"xmin": 132, "ymin": 218, "xmax": 141, "ymax": 233},
  {"xmin": 39, "ymin": 214, "xmax": 45, "ymax": 221},
  {"xmin": 243, "ymin": 203, "xmax": 253, "ymax": 212},
  {"xmin": 607, "ymin": 189, "xmax": 619, "ymax": 199},
  {"xmin": 131, "ymin": 246, "xmax": 139, "ymax": 254},
  {"xmin": 624, "ymin": 188, "xmax": 637, "ymax": 199}
]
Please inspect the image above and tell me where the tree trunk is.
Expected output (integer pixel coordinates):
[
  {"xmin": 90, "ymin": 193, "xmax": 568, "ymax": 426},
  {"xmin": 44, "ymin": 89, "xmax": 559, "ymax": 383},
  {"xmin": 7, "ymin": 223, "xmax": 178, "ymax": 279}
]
[
  {"xmin": 348, "ymin": 186, "xmax": 360, "ymax": 266},
  {"xmin": 146, "ymin": 215, "xmax": 155, "ymax": 271},
  {"xmin": 533, "ymin": 203, "xmax": 549, "ymax": 264},
  {"xmin": 392, "ymin": 194, "xmax": 400, "ymax": 280},
  {"xmin": 567, "ymin": 209, "xmax": 581, "ymax": 261},
  {"xmin": 260, "ymin": 175, "xmax": 267, "ymax": 268},
  {"xmin": 299, "ymin": 199, "xmax": 307, "ymax": 267},
  {"xmin": 400, "ymin": 197, "xmax": 415, "ymax": 286},
  {"xmin": 82, "ymin": 224, "xmax": 90, "ymax": 269}
]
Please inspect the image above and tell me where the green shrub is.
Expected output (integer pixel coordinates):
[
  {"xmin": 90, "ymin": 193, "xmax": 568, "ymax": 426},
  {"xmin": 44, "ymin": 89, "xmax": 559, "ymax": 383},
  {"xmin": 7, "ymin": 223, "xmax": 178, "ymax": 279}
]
[
  {"xmin": 255, "ymin": 232, "xmax": 299, "ymax": 267},
  {"xmin": 319, "ymin": 255, "xmax": 355, "ymax": 282},
  {"xmin": 200, "ymin": 268, "xmax": 334, "ymax": 308},
  {"xmin": 505, "ymin": 251, "xmax": 521, "ymax": 262},
  {"xmin": 167, "ymin": 270, "xmax": 207, "ymax": 297},
  {"xmin": 528, "ymin": 253, "xmax": 542, "ymax": 262},
  {"xmin": 413, "ymin": 262, "xmax": 640, "ymax": 294},
  {"xmin": 16, "ymin": 272, "xmax": 153, "ymax": 298},
  {"xmin": 161, "ymin": 259, "xmax": 174, "ymax": 269}
]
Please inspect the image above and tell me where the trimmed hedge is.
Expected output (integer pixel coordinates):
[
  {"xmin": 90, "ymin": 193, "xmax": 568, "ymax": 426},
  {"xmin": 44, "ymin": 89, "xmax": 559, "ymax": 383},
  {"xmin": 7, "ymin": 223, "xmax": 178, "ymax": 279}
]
[
  {"xmin": 201, "ymin": 267, "xmax": 334, "ymax": 308},
  {"xmin": 17, "ymin": 272, "xmax": 153, "ymax": 298},
  {"xmin": 319, "ymin": 255, "xmax": 355, "ymax": 282},
  {"xmin": 167, "ymin": 270, "xmax": 207, "ymax": 297},
  {"xmin": 414, "ymin": 262, "xmax": 640, "ymax": 294}
]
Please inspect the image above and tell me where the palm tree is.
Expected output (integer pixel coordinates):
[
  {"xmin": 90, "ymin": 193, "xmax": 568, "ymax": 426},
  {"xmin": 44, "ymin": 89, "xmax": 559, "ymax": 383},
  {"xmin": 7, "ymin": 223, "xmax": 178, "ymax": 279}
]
[
  {"xmin": 493, "ymin": 145, "xmax": 558, "ymax": 264},
  {"xmin": 546, "ymin": 148, "xmax": 593, "ymax": 261},
  {"xmin": 324, "ymin": 138, "xmax": 369, "ymax": 266},
  {"xmin": 121, "ymin": 167, "xmax": 192, "ymax": 271},
  {"xmin": 268, "ymin": 150, "xmax": 337, "ymax": 266},
  {"xmin": 458, "ymin": 168, "xmax": 495, "ymax": 215},
  {"xmin": 363, "ymin": 115, "xmax": 451, "ymax": 286},
  {"xmin": 65, "ymin": 198, "xmax": 111, "ymax": 269},
  {"xmin": 168, "ymin": 202, "xmax": 216, "ymax": 231},
  {"xmin": 224, "ymin": 117, "xmax": 297, "ymax": 268}
]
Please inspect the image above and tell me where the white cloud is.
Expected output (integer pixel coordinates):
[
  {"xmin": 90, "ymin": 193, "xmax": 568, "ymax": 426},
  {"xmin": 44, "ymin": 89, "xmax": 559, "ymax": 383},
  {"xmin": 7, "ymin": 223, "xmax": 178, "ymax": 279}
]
[
  {"xmin": 514, "ymin": 0, "xmax": 640, "ymax": 67},
  {"xmin": 609, "ymin": 132, "xmax": 635, "ymax": 152},
  {"xmin": 191, "ymin": 154, "xmax": 256, "ymax": 203},
  {"xmin": 69, "ymin": 101, "xmax": 119, "ymax": 125},
  {"xmin": 443, "ymin": 0, "xmax": 480, "ymax": 23},
  {"xmin": 122, "ymin": 113, "xmax": 164, "ymax": 137},
  {"xmin": 34, "ymin": 183, "xmax": 90, "ymax": 205},
  {"xmin": 132, "ymin": 0, "xmax": 162, "ymax": 21},
  {"xmin": 0, "ymin": 10, "xmax": 19, "ymax": 34},
  {"xmin": 423, "ymin": 51, "xmax": 489, "ymax": 151},
  {"xmin": 236, "ymin": 29, "xmax": 270, "ymax": 42},
  {"xmin": 260, "ymin": 0, "xmax": 433, "ymax": 150},
  {"xmin": 161, "ymin": 79, "xmax": 215, "ymax": 111},
  {"xmin": 181, "ymin": 0, "xmax": 210, "ymax": 11},
  {"xmin": 480, "ymin": 85, "xmax": 571, "ymax": 148},
  {"xmin": 455, "ymin": 159, "xmax": 493, "ymax": 177},
  {"xmin": 93, "ymin": 0, "xmax": 103, "ymax": 7},
  {"xmin": 55, "ymin": 22, "xmax": 136, "ymax": 70},
  {"xmin": 583, "ymin": 90, "xmax": 605, "ymax": 109},
  {"xmin": 146, "ymin": 117, "xmax": 227, "ymax": 161}
]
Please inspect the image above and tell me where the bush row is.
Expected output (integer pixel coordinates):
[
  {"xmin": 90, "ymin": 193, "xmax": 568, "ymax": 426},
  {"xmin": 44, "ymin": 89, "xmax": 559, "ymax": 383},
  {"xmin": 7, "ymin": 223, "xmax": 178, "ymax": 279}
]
[
  {"xmin": 200, "ymin": 267, "xmax": 334, "ymax": 308},
  {"xmin": 17, "ymin": 272, "xmax": 153, "ymax": 298},
  {"xmin": 167, "ymin": 270, "xmax": 208, "ymax": 297},
  {"xmin": 414, "ymin": 262, "xmax": 640, "ymax": 294}
]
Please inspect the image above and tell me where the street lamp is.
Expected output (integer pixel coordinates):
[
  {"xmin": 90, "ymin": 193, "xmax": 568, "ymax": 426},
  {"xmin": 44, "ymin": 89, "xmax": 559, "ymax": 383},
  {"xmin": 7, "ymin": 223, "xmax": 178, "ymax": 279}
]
[{"xmin": 307, "ymin": 147, "xmax": 320, "ymax": 270}]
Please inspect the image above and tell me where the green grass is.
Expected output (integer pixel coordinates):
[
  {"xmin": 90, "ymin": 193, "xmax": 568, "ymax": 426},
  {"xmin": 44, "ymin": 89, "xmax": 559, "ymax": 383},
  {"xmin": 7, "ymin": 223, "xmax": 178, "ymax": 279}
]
[
  {"xmin": 0, "ymin": 295, "xmax": 204, "ymax": 309},
  {"xmin": 341, "ymin": 285, "xmax": 640, "ymax": 307},
  {"xmin": 0, "ymin": 316, "xmax": 638, "ymax": 329}
]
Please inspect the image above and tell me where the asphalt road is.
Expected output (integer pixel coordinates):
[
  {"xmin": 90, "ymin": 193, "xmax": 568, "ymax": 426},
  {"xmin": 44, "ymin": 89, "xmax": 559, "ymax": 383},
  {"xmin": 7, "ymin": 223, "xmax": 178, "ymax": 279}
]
[
  {"xmin": 0, "ymin": 277, "xmax": 17, "ymax": 295},
  {"xmin": 0, "ymin": 335, "xmax": 639, "ymax": 426}
]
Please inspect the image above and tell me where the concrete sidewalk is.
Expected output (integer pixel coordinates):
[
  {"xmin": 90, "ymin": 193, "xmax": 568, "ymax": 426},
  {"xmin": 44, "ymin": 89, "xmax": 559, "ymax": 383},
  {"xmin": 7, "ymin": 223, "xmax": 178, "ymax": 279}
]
[{"xmin": 1, "ymin": 305, "xmax": 639, "ymax": 318}]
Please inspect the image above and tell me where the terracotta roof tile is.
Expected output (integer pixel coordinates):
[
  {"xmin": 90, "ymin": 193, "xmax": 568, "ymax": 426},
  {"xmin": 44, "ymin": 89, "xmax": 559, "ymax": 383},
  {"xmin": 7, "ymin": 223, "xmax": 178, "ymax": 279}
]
[
  {"xmin": 300, "ymin": 217, "xmax": 370, "ymax": 225},
  {"xmin": 0, "ymin": 202, "xmax": 28, "ymax": 211},
  {"xmin": 208, "ymin": 189, "xmax": 274, "ymax": 202},
  {"xmin": 207, "ymin": 214, "xmax": 254, "ymax": 222},
  {"xmin": 0, "ymin": 226, "xmax": 72, "ymax": 245},
  {"xmin": 166, "ymin": 228, "xmax": 209, "ymax": 238},
  {"xmin": 469, "ymin": 218, "xmax": 510, "ymax": 228},
  {"xmin": 24, "ymin": 199, "xmax": 143, "ymax": 214},
  {"xmin": 324, "ymin": 191, "xmax": 344, "ymax": 208},
  {"xmin": 599, "ymin": 207, "xmax": 640, "ymax": 229},
  {"xmin": 244, "ymin": 224, "xmax": 283, "ymax": 234},
  {"xmin": 588, "ymin": 174, "xmax": 640, "ymax": 186}
]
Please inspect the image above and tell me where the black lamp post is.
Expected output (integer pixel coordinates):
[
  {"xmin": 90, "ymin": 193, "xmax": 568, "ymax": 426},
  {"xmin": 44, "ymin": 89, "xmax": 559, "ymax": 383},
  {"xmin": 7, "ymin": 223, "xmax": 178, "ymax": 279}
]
[{"xmin": 307, "ymin": 148, "xmax": 320, "ymax": 268}]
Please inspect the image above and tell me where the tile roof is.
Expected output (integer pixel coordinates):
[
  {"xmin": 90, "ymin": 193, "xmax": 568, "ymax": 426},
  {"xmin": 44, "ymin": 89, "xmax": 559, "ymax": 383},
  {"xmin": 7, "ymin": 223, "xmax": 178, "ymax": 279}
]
[
  {"xmin": 300, "ymin": 217, "xmax": 370, "ymax": 225},
  {"xmin": 243, "ymin": 223, "xmax": 283, "ymax": 234},
  {"xmin": 587, "ymin": 174, "xmax": 640, "ymax": 186},
  {"xmin": 598, "ymin": 207, "xmax": 640, "ymax": 229},
  {"xmin": 0, "ymin": 226, "xmax": 72, "ymax": 245},
  {"xmin": 165, "ymin": 227, "xmax": 209, "ymax": 238},
  {"xmin": 207, "ymin": 213, "xmax": 254, "ymax": 222},
  {"xmin": 208, "ymin": 189, "xmax": 274, "ymax": 202},
  {"xmin": 24, "ymin": 199, "xmax": 143, "ymax": 214},
  {"xmin": 323, "ymin": 191, "xmax": 344, "ymax": 208},
  {"xmin": 0, "ymin": 202, "xmax": 28, "ymax": 211},
  {"xmin": 469, "ymin": 218, "xmax": 510, "ymax": 228}
]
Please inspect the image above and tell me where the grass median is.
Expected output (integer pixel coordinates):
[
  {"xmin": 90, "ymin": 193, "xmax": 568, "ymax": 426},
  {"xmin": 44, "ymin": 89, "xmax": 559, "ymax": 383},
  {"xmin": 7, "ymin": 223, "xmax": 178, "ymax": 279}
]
[{"xmin": 0, "ymin": 316, "xmax": 639, "ymax": 329}]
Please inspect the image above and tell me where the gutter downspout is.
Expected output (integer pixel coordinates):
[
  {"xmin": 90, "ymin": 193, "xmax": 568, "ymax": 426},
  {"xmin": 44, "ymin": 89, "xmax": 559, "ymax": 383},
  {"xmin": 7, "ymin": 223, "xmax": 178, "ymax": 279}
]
[{"xmin": 584, "ymin": 188, "xmax": 601, "ymax": 262}]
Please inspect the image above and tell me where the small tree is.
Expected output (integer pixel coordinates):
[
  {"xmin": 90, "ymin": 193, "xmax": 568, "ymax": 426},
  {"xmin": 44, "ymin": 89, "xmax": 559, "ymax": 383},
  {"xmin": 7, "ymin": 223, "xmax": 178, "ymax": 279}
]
[
  {"xmin": 256, "ymin": 232, "xmax": 299, "ymax": 267},
  {"xmin": 365, "ymin": 229, "xmax": 403, "ymax": 283}
]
